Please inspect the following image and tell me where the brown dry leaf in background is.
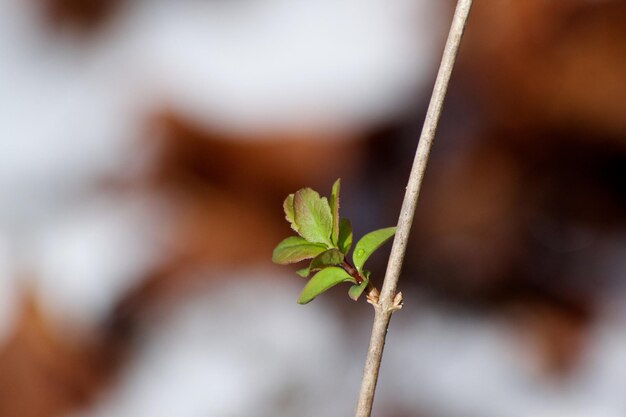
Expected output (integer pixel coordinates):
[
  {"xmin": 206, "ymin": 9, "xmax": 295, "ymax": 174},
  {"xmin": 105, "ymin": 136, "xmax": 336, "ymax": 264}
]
[
  {"xmin": 0, "ymin": 293, "xmax": 122, "ymax": 417},
  {"xmin": 39, "ymin": 0, "xmax": 123, "ymax": 31},
  {"xmin": 111, "ymin": 113, "xmax": 366, "ymax": 325},
  {"xmin": 461, "ymin": 0, "xmax": 626, "ymax": 139}
]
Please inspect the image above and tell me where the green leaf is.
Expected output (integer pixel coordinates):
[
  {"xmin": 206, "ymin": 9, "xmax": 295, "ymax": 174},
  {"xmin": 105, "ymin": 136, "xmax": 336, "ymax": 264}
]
[
  {"xmin": 352, "ymin": 227, "xmax": 396, "ymax": 272},
  {"xmin": 329, "ymin": 179, "xmax": 341, "ymax": 244},
  {"xmin": 297, "ymin": 267, "xmax": 355, "ymax": 304},
  {"xmin": 348, "ymin": 271, "xmax": 370, "ymax": 301},
  {"xmin": 294, "ymin": 188, "xmax": 333, "ymax": 246},
  {"xmin": 296, "ymin": 267, "xmax": 310, "ymax": 278},
  {"xmin": 283, "ymin": 194, "xmax": 298, "ymax": 232},
  {"xmin": 272, "ymin": 236, "xmax": 327, "ymax": 265},
  {"xmin": 310, "ymin": 248, "xmax": 344, "ymax": 271},
  {"xmin": 295, "ymin": 247, "xmax": 344, "ymax": 278},
  {"xmin": 337, "ymin": 218, "xmax": 353, "ymax": 254}
]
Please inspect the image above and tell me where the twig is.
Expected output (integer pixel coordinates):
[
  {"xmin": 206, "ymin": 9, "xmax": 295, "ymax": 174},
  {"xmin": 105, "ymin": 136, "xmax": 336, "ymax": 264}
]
[{"xmin": 354, "ymin": 1, "xmax": 473, "ymax": 416}]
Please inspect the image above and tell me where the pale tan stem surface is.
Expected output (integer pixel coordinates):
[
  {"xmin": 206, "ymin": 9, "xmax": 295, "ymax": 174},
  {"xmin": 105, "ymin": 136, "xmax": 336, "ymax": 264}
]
[{"xmin": 354, "ymin": 1, "xmax": 473, "ymax": 416}]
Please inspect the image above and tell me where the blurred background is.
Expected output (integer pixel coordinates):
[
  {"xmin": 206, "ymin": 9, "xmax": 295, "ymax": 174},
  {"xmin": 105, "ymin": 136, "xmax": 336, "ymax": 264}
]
[{"xmin": 1, "ymin": 0, "xmax": 626, "ymax": 416}]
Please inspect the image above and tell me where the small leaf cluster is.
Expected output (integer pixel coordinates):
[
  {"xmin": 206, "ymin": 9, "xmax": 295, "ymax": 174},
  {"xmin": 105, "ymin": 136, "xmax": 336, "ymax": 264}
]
[{"xmin": 272, "ymin": 179, "xmax": 396, "ymax": 304}]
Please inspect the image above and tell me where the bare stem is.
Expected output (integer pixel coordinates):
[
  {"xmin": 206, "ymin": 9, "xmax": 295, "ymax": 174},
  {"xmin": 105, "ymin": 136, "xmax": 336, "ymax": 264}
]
[{"xmin": 354, "ymin": 1, "xmax": 473, "ymax": 416}]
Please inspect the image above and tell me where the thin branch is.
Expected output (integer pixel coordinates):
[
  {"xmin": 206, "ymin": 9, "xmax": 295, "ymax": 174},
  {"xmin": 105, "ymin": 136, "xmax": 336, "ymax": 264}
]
[{"xmin": 354, "ymin": 1, "xmax": 473, "ymax": 416}]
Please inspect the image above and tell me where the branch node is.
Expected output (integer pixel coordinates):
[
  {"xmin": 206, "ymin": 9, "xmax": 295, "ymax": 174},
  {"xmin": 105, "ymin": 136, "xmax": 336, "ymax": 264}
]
[
  {"xmin": 365, "ymin": 287, "xmax": 381, "ymax": 311},
  {"xmin": 387, "ymin": 292, "xmax": 403, "ymax": 313}
]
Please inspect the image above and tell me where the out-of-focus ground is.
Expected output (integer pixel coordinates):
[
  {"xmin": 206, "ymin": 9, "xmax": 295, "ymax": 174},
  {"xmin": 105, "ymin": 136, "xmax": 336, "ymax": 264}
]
[{"xmin": 1, "ymin": 0, "xmax": 626, "ymax": 416}]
